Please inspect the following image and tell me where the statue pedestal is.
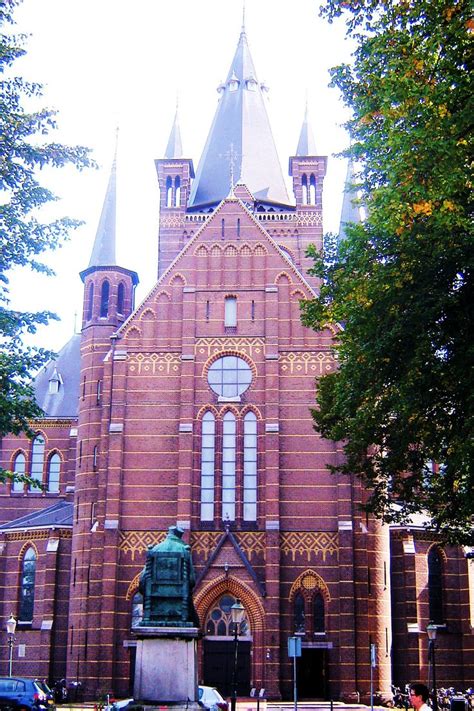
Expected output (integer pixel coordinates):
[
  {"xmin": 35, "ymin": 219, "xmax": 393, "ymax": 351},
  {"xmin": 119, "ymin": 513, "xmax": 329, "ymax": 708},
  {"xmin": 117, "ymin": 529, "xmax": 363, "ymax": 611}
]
[{"xmin": 134, "ymin": 627, "xmax": 200, "ymax": 704}]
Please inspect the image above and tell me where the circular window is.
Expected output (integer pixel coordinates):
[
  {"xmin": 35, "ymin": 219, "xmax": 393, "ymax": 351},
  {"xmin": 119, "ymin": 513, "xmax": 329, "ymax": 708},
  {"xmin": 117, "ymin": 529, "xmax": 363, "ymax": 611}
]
[{"xmin": 207, "ymin": 356, "xmax": 252, "ymax": 398}]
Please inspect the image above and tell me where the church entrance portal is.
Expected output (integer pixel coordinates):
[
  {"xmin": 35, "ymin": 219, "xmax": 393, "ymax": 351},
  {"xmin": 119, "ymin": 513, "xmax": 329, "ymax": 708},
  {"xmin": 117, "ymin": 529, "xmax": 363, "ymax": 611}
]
[
  {"xmin": 297, "ymin": 648, "xmax": 327, "ymax": 699},
  {"xmin": 203, "ymin": 639, "xmax": 251, "ymax": 697}
]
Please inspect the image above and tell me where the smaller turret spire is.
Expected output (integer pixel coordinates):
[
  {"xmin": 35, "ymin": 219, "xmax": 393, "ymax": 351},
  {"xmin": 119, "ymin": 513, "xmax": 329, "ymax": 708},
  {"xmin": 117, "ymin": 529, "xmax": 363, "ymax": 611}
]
[
  {"xmin": 164, "ymin": 104, "xmax": 183, "ymax": 159},
  {"xmin": 295, "ymin": 99, "xmax": 318, "ymax": 157},
  {"xmin": 88, "ymin": 131, "xmax": 118, "ymax": 268},
  {"xmin": 338, "ymin": 158, "xmax": 361, "ymax": 245}
]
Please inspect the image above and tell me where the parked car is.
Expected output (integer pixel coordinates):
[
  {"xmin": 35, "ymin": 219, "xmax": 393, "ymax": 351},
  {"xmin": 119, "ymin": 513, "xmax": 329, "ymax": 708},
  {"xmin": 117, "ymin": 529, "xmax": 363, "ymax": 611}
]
[
  {"xmin": 0, "ymin": 677, "xmax": 54, "ymax": 711},
  {"xmin": 198, "ymin": 686, "xmax": 228, "ymax": 711}
]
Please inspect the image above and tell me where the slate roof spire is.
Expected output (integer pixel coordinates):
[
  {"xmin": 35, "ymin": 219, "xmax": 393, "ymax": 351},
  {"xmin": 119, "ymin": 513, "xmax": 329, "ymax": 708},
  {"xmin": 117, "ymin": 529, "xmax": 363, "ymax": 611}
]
[
  {"xmin": 188, "ymin": 23, "xmax": 289, "ymax": 207},
  {"xmin": 296, "ymin": 100, "xmax": 318, "ymax": 156},
  {"xmin": 164, "ymin": 103, "xmax": 183, "ymax": 159},
  {"xmin": 87, "ymin": 130, "xmax": 118, "ymax": 268},
  {"xmin": 338, "ymin": 158, "xmax": 362, "ymax": 245}
]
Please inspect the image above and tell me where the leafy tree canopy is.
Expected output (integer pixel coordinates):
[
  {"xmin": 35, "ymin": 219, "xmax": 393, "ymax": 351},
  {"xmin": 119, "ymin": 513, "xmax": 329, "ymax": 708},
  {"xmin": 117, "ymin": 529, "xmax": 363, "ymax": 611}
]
[
  {"xmin": 0, "ymin": 0, "xmax": 94, "ymax": 480},
  {"xmin": 302, "ymin": 0, "xmax": 473, "ymax": 544}
]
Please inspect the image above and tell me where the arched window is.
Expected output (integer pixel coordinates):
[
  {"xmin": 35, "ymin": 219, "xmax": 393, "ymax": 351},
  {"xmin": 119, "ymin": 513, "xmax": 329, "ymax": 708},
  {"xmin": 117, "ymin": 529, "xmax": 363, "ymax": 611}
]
[
  {"xmin": 301, "ymin": 174, "xmax": 308, "ymax": 205},
  {"xmin": 166, "ymin": 176, "xmax": 172, "ymax": 207},
  {"xmin": 19, "ymin": 547, "xmax": 36, "ymax": 622},
  {"xmin": 12, "ymin": 453, "xmax": 26, "ymax": 493},
  {"xmin": 313, "ymin": 592, "xmax": 325, "ymax": 633},
  {"xmin": 100, "ymin": 280, "xmax": 110, "ymax": 318},
  {"xmin": 205, "ymin": 595, "xmax": 249, "ymax": 636},
  {"xmin": 309, "ymin": 174, "xmax": 316, "ymax": 205},
  {"xmin": 294, "ymin": 592, "xmax": 305, "ymax": 633},
  {"xmin": 87, "ymin": 282, "xmax": 94, "ymax": 321},
  {"xmin": 243, "ymin": 412, "xmax": 257, "ymax": 521},
  {"xmin": 47, "ymin": 453, "xmax": 61, "ymax": 493},
  {"xmin": 200, "ymin": 412, "xmax": 216, "ymax": 521},
  {"xmin": 117, "ymin": 283, "xmax": 125, "ymax": 315},
  {"xmin": 131, "ymin": 591, "xmax": 143, "ymax": 628},
  {"xmin": 222, "ymin": 412, "xmax": 236, "ymax": 522},
  {"xmin": 30, "ymin": 434, "xmax": 45, "ymax": 488},
  {"xmin": 428, "ymin": 547, "xmax": 444, "ymax": 624},
  {"xmin": 174, "ymin": 176, "xmax": 181, "ymax": 207}
]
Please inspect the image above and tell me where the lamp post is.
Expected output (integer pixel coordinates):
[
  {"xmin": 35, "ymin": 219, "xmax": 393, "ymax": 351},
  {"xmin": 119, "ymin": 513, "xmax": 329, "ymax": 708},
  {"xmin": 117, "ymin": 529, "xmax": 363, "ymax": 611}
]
[
  {"xmin": 230, "ymin": 599, "xmax": 245, "ymax": 711},
  {"xmin": 427, "ymin": 623, "xmax": 438, "ymax": 711},
  {"xmin": 6, "ymin": 614, "xmax": 16, "ymax": 677}
]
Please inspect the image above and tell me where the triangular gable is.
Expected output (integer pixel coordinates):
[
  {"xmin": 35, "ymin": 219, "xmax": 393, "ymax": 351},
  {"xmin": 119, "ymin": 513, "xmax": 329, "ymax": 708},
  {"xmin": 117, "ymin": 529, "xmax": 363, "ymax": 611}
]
[
  {"xmin": 195, "ymin": 526, "xmax": 265, "ymax": 597},
  {"xmin": 119, "ymin": 195, "xmax": 321, "ymax": 334}
]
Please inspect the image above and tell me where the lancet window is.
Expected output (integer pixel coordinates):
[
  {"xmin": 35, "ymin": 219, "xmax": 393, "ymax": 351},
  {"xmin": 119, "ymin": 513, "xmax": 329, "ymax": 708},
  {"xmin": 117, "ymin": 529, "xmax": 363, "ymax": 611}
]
[{"xmin": 19, "ymin": 547, "xmax": 36, "ymax": 622}]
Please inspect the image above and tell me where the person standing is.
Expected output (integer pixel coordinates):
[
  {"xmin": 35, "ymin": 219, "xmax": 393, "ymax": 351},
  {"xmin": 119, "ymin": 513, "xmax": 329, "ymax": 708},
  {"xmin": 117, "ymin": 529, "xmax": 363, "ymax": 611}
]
[{"xmin": 409, "ymin": 683, "xmax": 431, "ymax": 711}]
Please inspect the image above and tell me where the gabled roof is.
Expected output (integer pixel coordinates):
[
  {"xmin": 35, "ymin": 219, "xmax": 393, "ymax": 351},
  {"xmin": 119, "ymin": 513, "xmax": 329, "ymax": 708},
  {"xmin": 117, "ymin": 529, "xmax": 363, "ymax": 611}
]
[
  {"xmin": 188, "ymin": 26, "xmax": 290, "ymax": 208},
  {"xmin": 0, "ymin": 501, "xmax": 73, "ymax": 532},
  {"xmin": 33, "ymin": 333, "xmax": 81, "ymax": 418}
]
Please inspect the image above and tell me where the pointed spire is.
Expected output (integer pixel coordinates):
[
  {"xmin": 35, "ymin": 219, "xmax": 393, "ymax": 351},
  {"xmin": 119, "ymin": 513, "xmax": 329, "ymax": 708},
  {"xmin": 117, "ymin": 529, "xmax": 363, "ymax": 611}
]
[
  {"xmin": 164, "ymin": 102, "xmax": 183, "ymax": 159},
  {"xmin": 189, "ymin": 23, "xmax": 289, "ymax": 207},
  {"xmin": 88, "ymin": 130, "xmax": 118, "ymax": 268},
  {"xmin": 338, "ymin": 158, "xmax": 361, "ymax": 244},
  {"xmin": 296, "ymin": 99, "xmax": 318, "ymax": 156}
]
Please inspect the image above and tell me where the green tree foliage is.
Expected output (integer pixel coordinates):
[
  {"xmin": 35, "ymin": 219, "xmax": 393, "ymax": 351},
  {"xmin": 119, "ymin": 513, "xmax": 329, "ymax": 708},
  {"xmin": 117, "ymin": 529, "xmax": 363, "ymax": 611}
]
[
  {"xmin": 301, "ymin": 0, "xmax": 473, "ymax": 544},
  {"xmin": 0, "ymin": 0, "xmax": 94, "ymax": 478}
]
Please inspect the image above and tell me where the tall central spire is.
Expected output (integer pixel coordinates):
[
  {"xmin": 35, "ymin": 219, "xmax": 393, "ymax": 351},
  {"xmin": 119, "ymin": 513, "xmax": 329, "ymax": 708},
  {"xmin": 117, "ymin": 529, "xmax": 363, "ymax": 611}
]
[{"xmin": 188, "ymin": 25, "xmax": 290, "ymax": 207}]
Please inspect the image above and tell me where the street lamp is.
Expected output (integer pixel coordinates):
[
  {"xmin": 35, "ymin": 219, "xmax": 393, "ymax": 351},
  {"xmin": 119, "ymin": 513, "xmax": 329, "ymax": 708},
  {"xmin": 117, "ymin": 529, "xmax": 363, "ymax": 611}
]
[
  {"xmin": 6, "ymin": 614, "xmax": 16, "ymax": 677},
  {"xmin": 427, "ymin": 622, "xmax": 438, "ymax": 711},
  {"xmin": 230, "ymin": 599, "xmax": 245, "ymax": 711}
]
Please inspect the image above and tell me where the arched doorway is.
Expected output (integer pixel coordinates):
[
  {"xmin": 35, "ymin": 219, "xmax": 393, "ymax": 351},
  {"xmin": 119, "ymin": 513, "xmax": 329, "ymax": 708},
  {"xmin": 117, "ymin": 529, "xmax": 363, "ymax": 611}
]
[{"xmin": 202, "ymin": 594, "xmax": 252, "ymax": 696}]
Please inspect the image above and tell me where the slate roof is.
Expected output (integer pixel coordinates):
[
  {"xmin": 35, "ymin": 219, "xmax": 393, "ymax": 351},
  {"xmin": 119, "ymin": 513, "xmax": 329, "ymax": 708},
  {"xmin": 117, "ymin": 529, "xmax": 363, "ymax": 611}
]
[
  {"xmin": 338, "ymin": 159, "xmax": 362, "ymax": 245},
  {"xmin": 34, "ymin": 333, "xmax": 81, "ymax": 418},
  {"xmin": 87, "ymin": 153, "xmax": 117, "ymax": 269},
  {"xmin": 0, "ymin": 501, "xmax": 73, "ymax": 531},
  {"xmin": 164, "ymin": 107, "xmax": 183, "ymax": 159},
  {"xmin": 295, "ymin": 103, "xmax": 318, "ymax": 157},
  {"xmin": 188, "ymin": 26, "xmax": 290, "ymax": 207}
]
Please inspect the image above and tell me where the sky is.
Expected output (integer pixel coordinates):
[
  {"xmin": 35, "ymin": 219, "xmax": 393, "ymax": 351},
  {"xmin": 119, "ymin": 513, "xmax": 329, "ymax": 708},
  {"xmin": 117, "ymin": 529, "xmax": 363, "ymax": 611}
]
[{"xmin": 7, "ymin": 0, "xmax": 353, "ymax": 352}]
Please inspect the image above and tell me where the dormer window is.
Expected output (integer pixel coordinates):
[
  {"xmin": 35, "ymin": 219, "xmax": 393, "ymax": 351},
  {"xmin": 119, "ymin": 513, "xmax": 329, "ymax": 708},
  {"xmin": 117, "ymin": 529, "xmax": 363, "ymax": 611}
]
[
  {"xmin": 48, "ymin": 369, "xmax": 63, "ymax": 395},
  {"xmin": 228, "ymin": 73, "xmax": 240, "ymax": 92},
  {"xmin": 246, "ymin": 77, "xmax": 258, "ymax": 92}
]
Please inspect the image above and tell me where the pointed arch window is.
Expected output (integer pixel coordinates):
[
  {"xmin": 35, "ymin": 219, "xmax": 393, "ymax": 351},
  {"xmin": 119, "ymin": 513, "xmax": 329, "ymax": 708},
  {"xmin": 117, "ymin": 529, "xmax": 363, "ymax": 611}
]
[
  {"xmin": 243, "ymin": 412, "xmax": 257, "ymax": 521},
  {"xmin": 87, "ymin": 282, "xmax": 94, "ymax": 320},
  {"xmin": 166, "ymin": 176, "xmax": 173, "ymax": 207},
  {"xmin": 309, "ymin": 174, "xmax": 316, "ymax": 205},
  {"xmin": 30, "ymin": 434, "xmax": 45, "ymax": 488},
  {"xmin": 200, "ymin": 412, "xmax": 216, "ymax": 521},
  {"xmin": 313, "ymin": 592, "xmax": 325, "ymax": 633},
  {"xmin": 294, "ymin": 592, "xmax": 305, "ymax": 633},
  {"xmin": 117, "ymin": 282, "xmax": 125, "ymax": 315},
  {"xmin": 12, "ymin": 453, "xmax": 26, "ymax": 493},
  {"xmin": 205, "ymin": 594, "xmax": 249, "ymax": 637},
  {"xmin": 47, "ymin": 453, "xmax": 61, "ymax": 493},
  {"xmin": 428, "ymin": 547, "xmax": 444, "ymax": 624},
  {"xmin": 301, "ymin": 174, "xmax": 308, "ymax": 205},
  {"xmin": 222, "ymin": 412, "xmax": 236, "ymax": 522},
  {"xmin": 100, "ymin": 280, "xmax": 110, "ymax": 318},
  {"xmin": 19, "ymin": 547, "xmax": 36, "ymax": 622},
  {"xmin": 174, "ymin": 176, "xmax": 181, "ymax": 207}
]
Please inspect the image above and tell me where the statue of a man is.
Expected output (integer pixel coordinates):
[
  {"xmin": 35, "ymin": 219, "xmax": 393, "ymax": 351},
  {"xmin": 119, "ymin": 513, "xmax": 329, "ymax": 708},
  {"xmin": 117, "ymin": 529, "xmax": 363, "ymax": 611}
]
[{"xmin": 139, "ymin": 525, "xmax": 198, "ymax": 627}]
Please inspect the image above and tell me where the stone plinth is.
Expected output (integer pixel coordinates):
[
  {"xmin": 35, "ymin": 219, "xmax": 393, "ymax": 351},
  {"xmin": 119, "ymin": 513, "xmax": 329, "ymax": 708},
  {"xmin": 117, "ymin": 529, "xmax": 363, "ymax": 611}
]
[{"xmin": 134, "ymin": 627, "xmax": 199, "ymax": 704}]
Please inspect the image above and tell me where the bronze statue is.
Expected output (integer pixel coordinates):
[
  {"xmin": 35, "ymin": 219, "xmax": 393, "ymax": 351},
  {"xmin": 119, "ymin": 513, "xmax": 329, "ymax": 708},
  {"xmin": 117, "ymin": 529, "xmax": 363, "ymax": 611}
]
[{"xmin": 139, "ymin": 525, "xmax": 198, "ymax": 627}]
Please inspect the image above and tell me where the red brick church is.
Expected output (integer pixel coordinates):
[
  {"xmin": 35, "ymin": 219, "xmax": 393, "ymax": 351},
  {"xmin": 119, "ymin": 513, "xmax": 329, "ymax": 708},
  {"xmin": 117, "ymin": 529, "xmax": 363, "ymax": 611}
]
[{"xmin": 0, "ymin": 21, "xmax": 472, "ymax": 702}]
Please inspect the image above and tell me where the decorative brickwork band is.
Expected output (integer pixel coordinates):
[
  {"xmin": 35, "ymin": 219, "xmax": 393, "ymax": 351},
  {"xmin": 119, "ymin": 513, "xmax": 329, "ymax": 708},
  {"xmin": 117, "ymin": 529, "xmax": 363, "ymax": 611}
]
[
  {"xmin": 196, "ymin": 337, "xmax": 265, "ymax": 358},
  {"xmin": 127, "ymin": 352, "xmax": 181, "ymax": 375},
  {"xmin": 119, "ymin": 530, "xmax": 166, "ymax": 561},
  {"xmin": 280, "ymin": 532, "xmax": 338, "ymax": 562},
  {"xmin": 279, "ymin": 351, "xmax": 336, "ymax": 375}
]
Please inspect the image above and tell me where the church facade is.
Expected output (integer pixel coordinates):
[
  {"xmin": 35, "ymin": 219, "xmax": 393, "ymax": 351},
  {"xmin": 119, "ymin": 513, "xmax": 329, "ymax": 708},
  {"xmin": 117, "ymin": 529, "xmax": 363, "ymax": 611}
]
[{"xmin": 0, "ymin": 24, "xmax": 473, "ymax": 702}]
